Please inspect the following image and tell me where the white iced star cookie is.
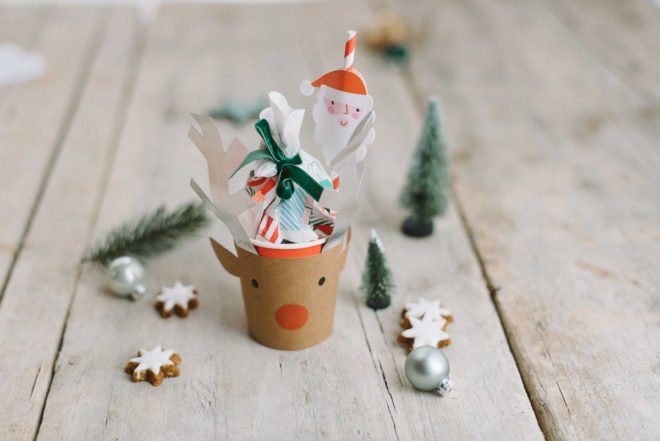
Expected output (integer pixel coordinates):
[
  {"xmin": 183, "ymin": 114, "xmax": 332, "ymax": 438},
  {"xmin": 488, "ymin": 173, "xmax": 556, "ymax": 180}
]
[
  {"xmin": 155, "ymin": 281, "xmax": 199, "ymax": 318},
  {"xmin": 124, "ymin": 345, "xmax": 181, "ymax": 386},
  {"xmin": 402, "ymin": 298, "xmax": 453, "ymax": 328},
  {"xmin": 398, "ymin": 315, "xmax": 451, "ymax": 351}
]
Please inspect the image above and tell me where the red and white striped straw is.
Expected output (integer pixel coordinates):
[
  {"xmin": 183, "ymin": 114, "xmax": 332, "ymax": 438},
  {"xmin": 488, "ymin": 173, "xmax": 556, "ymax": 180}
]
[{"xmin": 344, "ymin": 30, "xmax": 357, "ymax": 71}]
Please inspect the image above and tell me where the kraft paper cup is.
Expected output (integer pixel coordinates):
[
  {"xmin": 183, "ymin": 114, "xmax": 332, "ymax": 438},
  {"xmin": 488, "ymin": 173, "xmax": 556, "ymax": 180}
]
[{"xmin": 210, "ymin": 233, "xmax": 350, "ymax": 350}]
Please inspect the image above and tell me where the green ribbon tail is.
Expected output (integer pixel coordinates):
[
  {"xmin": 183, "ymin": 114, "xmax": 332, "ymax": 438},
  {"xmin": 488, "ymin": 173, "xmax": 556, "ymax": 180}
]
[{"xmin": 230, "ymin": 149, "xmax": 272, "ymax": 178}]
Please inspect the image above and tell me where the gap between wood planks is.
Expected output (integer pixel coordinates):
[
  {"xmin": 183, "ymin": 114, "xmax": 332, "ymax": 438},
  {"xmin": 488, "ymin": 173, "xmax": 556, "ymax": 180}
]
[
  {"xmin": 353, "ymin": 290, "xmax": 401, "ymax": 441},
  {"xmin": 390, "ymin": 9, "xmax": 568, "ymax": 439},
  {"xmin": 375, "ymin": 67, "xmax": 548, "ymax": 438},
  {"xmin": 298, "ymin": 14, "xmax": 404, "ymax": 439},
  {"xmin": 0, "ymin": 12, "xmax": 105, "ymax": 306},
  {"xmin": 28, "ymin": 11, "xmax": 148, "ymax": 441},
  {"xmin": 394, "ymin": 0, "xmax": 658, "ymax": 438},
  {"xmin": 0, "ymin": 9, "xmax": 48, "ymax": 110},
  {"xmin": 388, "ymin": 12, "xmax": 552, "ymax": 441},
  {"xmin": 297, "ymin": 3, "xmax": 546, "ymax": 438}
]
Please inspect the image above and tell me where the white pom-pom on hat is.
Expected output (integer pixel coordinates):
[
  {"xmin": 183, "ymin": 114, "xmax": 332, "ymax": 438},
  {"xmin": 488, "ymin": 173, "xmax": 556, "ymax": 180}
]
[{"xmin": 299, "ymin": 80, "xmax": 315, "ymax": 96}]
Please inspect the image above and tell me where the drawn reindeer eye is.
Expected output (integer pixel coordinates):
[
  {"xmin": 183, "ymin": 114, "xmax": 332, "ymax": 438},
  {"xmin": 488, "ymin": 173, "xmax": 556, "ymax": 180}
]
[
  {"xmin": 318, "ymin": 277, "xmax": 326, "ymax": 286},
  {"xmin": 331, "ymin": 101, "xmax": 334, "ymax": 105},
  {"xmin": 251, "ymin": 279, "xmax": 259, "ymax": 288}
]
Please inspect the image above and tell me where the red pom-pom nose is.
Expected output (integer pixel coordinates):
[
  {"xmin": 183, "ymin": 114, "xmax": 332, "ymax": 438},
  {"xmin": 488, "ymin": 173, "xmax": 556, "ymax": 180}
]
[{"xmin": 275, "ymin": 304, "xmax": 309, "ymax": 330}]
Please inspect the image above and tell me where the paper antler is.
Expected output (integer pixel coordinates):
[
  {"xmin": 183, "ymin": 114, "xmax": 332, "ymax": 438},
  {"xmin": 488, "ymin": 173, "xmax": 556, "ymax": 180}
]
[{"xmin": 189, "ymin": 114, "xmax": 256, "ymax": 253}]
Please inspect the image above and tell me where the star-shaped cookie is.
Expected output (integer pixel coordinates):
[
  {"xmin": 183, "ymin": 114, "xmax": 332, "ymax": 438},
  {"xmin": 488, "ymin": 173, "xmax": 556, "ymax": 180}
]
[
  {"xmin": 155, "ymin": 282, "xmax": 199, "ymax": 318},
  {"xmin": 124, "ymin": 345, "xmax": 181, "ymax": 386},
  {"xmin": 401, "ymin": 298, "xmax": 453, "ymax": 328},
  {"xmin": 398, "ymin": 315, "xmax": 451, "ymax": 351}
]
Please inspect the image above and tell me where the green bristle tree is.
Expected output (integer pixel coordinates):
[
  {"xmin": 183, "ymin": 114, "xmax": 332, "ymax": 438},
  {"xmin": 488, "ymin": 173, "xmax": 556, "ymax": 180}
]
[
  {"xmin": 361, "ymin": 230, "xmax": 393, "ymax": 310},
  {"xmin": 399, "ymin": 97, "xmax": 449, "ymax": 237}
]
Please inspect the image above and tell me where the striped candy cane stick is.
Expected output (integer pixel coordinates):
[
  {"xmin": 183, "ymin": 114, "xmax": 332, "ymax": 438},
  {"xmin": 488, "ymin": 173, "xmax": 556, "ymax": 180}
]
[{"xmin": 344, "ymin": 30, "xmax": 357, "ymax": 71}]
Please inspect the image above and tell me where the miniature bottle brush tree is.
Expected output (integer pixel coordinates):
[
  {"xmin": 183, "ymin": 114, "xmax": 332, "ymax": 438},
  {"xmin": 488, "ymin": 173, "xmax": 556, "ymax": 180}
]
[{"xmin": 399, "ymin": 97, "xmax": 449, "ymax": 237}]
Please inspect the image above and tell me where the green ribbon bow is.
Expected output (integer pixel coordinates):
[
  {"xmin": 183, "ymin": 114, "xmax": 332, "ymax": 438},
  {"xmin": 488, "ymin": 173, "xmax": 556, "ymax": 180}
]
[{"xmin": 232, "ymin": 119, "xmax": 324, "ymax": 201}]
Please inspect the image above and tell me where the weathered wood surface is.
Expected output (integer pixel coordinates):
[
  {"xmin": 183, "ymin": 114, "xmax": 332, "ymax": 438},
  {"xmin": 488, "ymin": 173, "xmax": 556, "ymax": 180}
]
[
  {"xmin": 0, "ymin": 8, "xmax": 141, "ymax": 441},
  {"xmin": 541, "ymin": 0, "xmax": 660, "ymax": 103},
  {"xmin": 0, "ymin": 8, "xmax": 103, "ymax": 297},
  {"xmin": 408, "ymin": 0, "xmax": 660, "ymax": 439},
  {"xmin": 0, "ymin": 1, "xmax": 657, "ymax": 440}
]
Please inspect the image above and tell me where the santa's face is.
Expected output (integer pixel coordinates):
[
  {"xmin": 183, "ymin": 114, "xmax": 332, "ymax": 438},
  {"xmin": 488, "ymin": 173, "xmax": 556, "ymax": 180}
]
[
  {"xmin": 323, "ymin": 97, "xmax": 364, "ymax": 127},
  {"xmin": 312, "ymin": 86, "xmax": 373, "ymax": 163}
]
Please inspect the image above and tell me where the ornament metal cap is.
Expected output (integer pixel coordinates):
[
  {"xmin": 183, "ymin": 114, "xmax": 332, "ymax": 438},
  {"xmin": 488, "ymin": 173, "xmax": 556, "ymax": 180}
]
[
  {"xmin": 130, "ymin": 284, "xmax": 147, "ymax": 301},
  {"xmin": 404, "ymin": 345, "xmax": 452, "ymax": 395},
  {"xmin": 438, "ymin": 378, "xmax": 454, "ymax": 396},
  {"xmin": 107, "ymin": 256, "xmax": 147, "ymax": 301}
]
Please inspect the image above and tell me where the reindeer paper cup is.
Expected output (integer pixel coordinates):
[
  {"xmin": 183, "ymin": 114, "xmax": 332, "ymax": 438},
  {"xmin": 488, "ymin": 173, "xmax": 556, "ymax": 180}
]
[
  {"xmin": 188, "ymin": 39, "xmax": 372, "ymax": 350},
  {"xmin": 210, "ymin": 234, "xmax": 350, "ymax": 350}
]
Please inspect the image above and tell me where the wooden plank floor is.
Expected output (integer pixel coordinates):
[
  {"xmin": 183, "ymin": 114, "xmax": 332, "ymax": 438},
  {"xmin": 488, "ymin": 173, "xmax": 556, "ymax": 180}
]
[{"xmin": 0, "ymin": 2, "xmax": 657, "ymax": 440}]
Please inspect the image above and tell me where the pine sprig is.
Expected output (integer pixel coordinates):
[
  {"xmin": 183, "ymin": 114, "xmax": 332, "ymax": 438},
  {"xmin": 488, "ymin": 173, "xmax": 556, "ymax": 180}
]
[{"xmin": 83, "ymin": 201, "xmax": 210, "ymax": 266}]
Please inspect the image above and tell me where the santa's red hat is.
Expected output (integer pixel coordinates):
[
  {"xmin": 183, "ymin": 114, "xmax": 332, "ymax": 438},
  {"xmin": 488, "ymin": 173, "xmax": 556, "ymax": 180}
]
[
  {"xmin": 299, "ymin": 69, "xmax": 368, "ymax": 96},
  {"xmin": 300, "ymin": 30, "xmax": 368, "ymax": 97}
]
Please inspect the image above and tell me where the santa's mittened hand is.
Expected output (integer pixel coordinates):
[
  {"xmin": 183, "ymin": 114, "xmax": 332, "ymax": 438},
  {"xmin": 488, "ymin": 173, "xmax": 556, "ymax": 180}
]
[
  {"xmin": 352, "ymin": 111, "xmax": 376, "ymax": 147},
  {"xmin": 363, "ymin": 127, "xmax": 375, "ymax": 147},
  {"xmin": 355, "ymin": 145, "xmax": 367, "ymax": 163}
]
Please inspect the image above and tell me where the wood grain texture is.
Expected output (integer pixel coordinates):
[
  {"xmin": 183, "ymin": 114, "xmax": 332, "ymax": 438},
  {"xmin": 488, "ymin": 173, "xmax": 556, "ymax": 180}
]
[
  {"xmin": 541, "ymin": 0, "xmax": 660, "ymax": 103},
  {"xmin": 408, "ymin": 0, "xmax": 660, "ymax": 439},
  {"xmin": 4, "ymin": 1, "xmax": 655, "ymax": 439},
  {"xmin": 0, "ymin": 8, "xmax": 141, "ymax": 441},
  {"xmin": 0, "ymin": 7, "xmax": 103, "ymax": 298},
  {"xmin": 36, "ymin": 5, "xmax": 398, "ymax": 440},
  {"xmin": 300, "ymin": 2, "xmax": 544, "ymax": 440}
]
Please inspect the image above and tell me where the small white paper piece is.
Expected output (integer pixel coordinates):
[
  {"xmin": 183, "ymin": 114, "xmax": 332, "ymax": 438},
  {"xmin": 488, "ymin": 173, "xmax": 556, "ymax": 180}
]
[{"xmin": 0, "ymin": 43, "xmax": 46, "ymax": 88}]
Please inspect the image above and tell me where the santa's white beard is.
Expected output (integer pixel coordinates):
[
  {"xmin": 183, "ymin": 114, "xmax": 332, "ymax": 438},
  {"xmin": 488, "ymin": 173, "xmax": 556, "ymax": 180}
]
[{"xmin": 313, "ymin": 101, "xmax": 363, "ymax": 164}]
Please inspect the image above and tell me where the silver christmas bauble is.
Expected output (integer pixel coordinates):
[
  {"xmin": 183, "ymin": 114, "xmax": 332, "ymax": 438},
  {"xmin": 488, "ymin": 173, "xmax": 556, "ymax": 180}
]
[
  {"xmin": 405, "ymin": 346, "xmax": 453, "ymax": 395},
  {"xmin": 107, "ymin": 256, "xmax": 146, "ymax": 301}
]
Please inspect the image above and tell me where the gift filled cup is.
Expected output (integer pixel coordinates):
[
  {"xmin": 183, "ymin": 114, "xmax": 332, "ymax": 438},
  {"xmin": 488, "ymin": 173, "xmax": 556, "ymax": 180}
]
[{"xmin": 209, "ymin": 232, "xmax": 350, "ymax": 350}]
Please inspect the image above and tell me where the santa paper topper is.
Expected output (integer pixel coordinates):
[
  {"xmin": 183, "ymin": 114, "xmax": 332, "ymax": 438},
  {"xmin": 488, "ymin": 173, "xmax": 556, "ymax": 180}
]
[{"xmin": 300, "ymin": 30, "xmax": 376, "ymax": 166}]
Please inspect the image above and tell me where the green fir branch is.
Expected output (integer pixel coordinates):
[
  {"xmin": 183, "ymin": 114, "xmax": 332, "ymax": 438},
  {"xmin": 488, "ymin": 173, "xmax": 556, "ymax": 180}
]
[{"xmin": 83, "ymin": 201, "xmax": 210, "ymax": 266}]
